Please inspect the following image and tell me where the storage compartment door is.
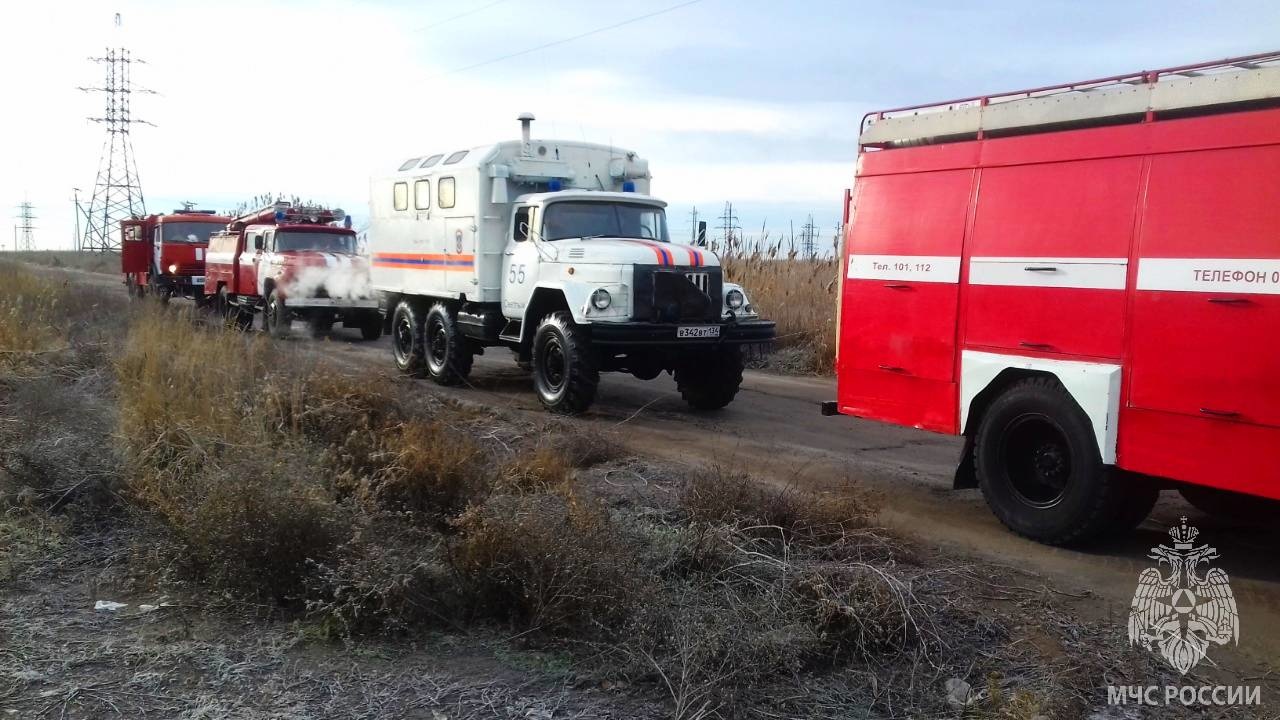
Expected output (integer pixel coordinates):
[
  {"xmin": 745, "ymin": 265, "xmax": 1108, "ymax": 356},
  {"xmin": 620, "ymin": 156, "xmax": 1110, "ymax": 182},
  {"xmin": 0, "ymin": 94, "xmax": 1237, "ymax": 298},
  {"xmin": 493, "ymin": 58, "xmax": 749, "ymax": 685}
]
[
  {"xmin": 1131, "ymin": 145, "xmax": 1280, "ymax": 429},
  {"xmin": 837, "ymin": 169, "xmax": 972, "ymax": 433},
  {"xmin": 964, "ymin": 157, "xmax": 1140, "ymax": 360}
]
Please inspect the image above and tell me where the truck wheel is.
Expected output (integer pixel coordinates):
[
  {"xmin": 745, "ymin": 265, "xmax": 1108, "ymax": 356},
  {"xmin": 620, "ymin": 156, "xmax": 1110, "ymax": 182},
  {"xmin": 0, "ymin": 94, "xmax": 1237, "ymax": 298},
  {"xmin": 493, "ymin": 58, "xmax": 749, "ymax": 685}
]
[
  {"xmin": 975, "ymin": 377, "xmax": 1123, "ymax": 545},
  {"xmin": 264, "ymin": 288, "xmax": 290, "ymax": 339},
  {"xmin": 358, "ymin": 313, "xmax": 382, "ymax": 341},
  {"xmin": 391, "ymin": 300, "xmax": 427, "ymax": 377},
  {"xmin": 1107, "ymin": 475, "xmax": 1161, "ymax": 535},
  {"xmin": 423, "ymin": 302, "xmax": 473, "ymax": 385},
  {"xmin": 531, "ymin": 311, "xmax": 598, "ymax": 414},
  {"xmin": 674, "ymin": 345, "xmax": 744, "ymax": 411}
]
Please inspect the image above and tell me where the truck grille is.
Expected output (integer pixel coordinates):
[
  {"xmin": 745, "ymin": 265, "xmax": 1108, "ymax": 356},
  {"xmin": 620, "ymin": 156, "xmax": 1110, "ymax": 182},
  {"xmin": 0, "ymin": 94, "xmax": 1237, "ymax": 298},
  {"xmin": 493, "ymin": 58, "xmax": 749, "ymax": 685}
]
[
  {"xmin": 632, "ymin": 266, "xmax": 722, "ymax": 323},
  {"xmin": 685, "ymin": 272, "xmax": 709, "ymax": 293}
]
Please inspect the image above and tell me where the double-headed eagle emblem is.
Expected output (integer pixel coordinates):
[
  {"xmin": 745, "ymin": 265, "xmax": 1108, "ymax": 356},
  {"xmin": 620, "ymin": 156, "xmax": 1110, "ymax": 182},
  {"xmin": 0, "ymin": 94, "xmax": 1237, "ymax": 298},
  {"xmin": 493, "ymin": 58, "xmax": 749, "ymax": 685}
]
[{"xmin": 1128, "ymin": 517, "xmax": 1239, "ymax": 674}]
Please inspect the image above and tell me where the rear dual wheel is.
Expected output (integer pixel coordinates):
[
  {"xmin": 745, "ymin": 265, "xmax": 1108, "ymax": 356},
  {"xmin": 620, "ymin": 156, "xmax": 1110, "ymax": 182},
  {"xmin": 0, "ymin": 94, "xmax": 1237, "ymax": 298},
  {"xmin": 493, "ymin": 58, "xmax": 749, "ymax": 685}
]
[
  {"xmin": 976, "ymin": 377, "xmax": 1157, "ymax": 545},
  {"xmin": 391, "ymin": 300, "xmax": 473, "ymax": 384}
]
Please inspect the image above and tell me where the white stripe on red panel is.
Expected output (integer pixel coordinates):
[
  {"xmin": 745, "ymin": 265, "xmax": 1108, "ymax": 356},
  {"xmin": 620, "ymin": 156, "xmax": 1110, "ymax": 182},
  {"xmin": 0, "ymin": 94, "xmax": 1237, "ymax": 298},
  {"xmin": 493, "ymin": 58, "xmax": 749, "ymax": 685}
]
[
  {"xmin": 846, "ymin": 254, "xmax": 961, "ymax": 283},
  {"xmin": 1137, "ymin": 258, "xmax": 1280, "ymax": 295},
  {"xmin": 968, "ymin": 257, "xmax": 1128, "ymax": 290}
]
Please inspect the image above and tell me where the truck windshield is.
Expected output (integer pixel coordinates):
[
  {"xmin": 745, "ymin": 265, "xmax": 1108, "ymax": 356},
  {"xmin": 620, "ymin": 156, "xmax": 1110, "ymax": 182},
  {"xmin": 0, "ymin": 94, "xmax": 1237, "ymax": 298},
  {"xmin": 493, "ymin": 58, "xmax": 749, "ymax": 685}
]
[
  {"xmin": 542, "ymin": 201, "xmax": 669, "ymax": 242},
  {"xmin": 276, "ymin": 231, "xmax": 357, "ymax": 253},
  {"xmin": 161, "ymin": 222, "xmax": 223, "ymax": 243}
]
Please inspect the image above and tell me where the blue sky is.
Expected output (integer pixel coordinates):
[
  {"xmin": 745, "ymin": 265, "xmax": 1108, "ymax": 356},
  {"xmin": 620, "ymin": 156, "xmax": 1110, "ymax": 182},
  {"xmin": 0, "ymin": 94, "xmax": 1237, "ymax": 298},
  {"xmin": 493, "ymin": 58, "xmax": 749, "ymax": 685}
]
[{"xmin": 3, "ymin": 0, "xmax": 1278, "ymax": 250}]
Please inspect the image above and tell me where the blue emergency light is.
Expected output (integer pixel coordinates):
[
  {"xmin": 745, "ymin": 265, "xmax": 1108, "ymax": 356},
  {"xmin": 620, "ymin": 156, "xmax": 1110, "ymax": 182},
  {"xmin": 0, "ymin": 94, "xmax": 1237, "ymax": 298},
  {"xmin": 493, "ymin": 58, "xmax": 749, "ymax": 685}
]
[
  {"xmin": 548, "ymin": 179, "xmax": 563, "ymax": 192},
  {"xmin": 275, "ymin": 210, "xmax": 286, "ymax": 221},
  {"xmin": 622, "ymin": 181, "xmax": 636, "ymax": 193}
]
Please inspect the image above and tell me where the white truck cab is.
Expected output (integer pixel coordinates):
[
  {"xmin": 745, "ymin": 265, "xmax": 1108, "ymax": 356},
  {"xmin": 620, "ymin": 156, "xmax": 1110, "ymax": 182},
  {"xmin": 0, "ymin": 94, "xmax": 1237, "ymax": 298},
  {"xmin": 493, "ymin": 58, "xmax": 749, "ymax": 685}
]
[{"xmin": 368, "ymin": 114, "xmax": 775, "ymax": 414}]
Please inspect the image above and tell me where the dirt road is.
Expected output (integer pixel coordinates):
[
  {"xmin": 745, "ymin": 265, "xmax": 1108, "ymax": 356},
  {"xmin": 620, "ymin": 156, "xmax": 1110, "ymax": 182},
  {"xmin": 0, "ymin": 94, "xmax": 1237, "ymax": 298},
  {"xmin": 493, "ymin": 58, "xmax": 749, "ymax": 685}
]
[{"xmin": 35, "ymin": 264, "xmax": 1280, "ymax": 680}]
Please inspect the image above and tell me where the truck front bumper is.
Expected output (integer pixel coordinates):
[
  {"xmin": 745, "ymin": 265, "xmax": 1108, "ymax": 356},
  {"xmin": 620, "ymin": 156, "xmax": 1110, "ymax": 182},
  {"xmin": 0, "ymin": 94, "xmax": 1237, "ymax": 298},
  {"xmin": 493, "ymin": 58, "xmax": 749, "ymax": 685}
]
[
  {"xmin": 285, "ymin": 298, "xmax": 379, "ymax": 309},
  {"xmin": 589, "ymin": 319, "xmax": 776, "ymax": 346}
]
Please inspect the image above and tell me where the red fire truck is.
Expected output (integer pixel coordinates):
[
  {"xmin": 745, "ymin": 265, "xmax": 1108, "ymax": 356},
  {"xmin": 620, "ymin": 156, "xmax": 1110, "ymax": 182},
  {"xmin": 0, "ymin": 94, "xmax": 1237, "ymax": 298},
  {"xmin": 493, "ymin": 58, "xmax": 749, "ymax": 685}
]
[
  {"xmin": 826, "ymin": 52, "xmax": 1280, "ymax": 544},
  {"xmin": 204, "ymin": 202, "xmax": 381, "ymax": 339},
  {"xmin": 120, "ymin": 208, "xmax": 231, "ymax": 302}
]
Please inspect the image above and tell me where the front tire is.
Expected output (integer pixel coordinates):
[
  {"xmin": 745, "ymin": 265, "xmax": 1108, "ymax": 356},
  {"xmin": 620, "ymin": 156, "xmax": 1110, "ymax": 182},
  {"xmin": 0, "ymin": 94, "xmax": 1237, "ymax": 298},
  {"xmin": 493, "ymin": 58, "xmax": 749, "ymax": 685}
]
[
  {"xmin": 423, "ymin": 303, "xmax": 473, "ymax": 386},
  {"xmin": 264, "ymin": 288, "xmax": 290, "ymax": 338},
  {"xmin": 975, "ymin": 377, "xmax": 1123, "ymax": 546},
  {"xmin": 531, "ymin": 311, "xmax": 598, "ymax": 415},
  {"xmin": 674, "ymin": 346, "xmax": 744, "ymax": 411},
  {"xmin": 391, "ymin": 300, "xmax": 427, "ymax": 377}
]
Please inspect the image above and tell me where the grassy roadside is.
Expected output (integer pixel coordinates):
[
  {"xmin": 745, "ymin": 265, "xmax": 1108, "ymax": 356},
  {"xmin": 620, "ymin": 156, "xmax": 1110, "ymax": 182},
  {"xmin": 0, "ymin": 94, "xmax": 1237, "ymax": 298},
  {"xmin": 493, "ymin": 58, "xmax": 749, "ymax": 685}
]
[
  {"xmin": 11, "ymin": 250, "xmax": 121, "ymax": 275},
  {"xmin": 1, "ymin": 262, "xmax": 1198, "ymax": 718},
  {"xmin": 721, "ymin": 250, "xmax": 838, "ymax": 375}
]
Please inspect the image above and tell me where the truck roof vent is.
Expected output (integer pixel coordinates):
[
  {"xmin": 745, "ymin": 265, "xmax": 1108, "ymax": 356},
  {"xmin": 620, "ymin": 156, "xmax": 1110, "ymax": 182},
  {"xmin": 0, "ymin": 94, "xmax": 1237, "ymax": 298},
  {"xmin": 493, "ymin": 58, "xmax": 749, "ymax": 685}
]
[{"xmin": 518, "ymin": 112, "xmax": 535, "ymax": 155}]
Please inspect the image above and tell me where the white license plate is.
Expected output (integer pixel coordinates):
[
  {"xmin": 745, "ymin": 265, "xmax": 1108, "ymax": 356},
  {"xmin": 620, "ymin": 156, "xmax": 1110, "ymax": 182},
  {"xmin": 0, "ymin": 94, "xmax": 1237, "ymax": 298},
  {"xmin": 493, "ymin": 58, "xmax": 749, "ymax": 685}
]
[
  {"xmin": 191, "ymin": 276, "xmax": 205, "ymax": 285},
  {"xmin": 676, "ymin": 325, "xmax": 720, "ymax": 339}
]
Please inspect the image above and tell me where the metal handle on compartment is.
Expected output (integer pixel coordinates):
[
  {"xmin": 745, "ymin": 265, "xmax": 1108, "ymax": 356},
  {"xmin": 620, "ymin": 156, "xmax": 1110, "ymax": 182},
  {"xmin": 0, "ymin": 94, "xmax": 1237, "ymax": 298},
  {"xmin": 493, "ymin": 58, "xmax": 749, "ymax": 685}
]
[
  {"xmin": 883, "ymin": 283, "xmax": 911, "ymax": 289},
  {"xmin": 1019, "ymin": 341, "xmax": 1053, "ymax": 350},
  {"xmin": 1207, "ymin": 297, "xmax": 1250, "ymax": 305},
  {"xmin": 1199, "ymin": 408, "xmax": 1240, "ymax": 418},
  {"xmin": 1024, "ymin": 266, "xmax": 1058, "ymax": 272},
  {"xmin": 877, "ymin": 364, "xmax": 906, "ymax": 373}
]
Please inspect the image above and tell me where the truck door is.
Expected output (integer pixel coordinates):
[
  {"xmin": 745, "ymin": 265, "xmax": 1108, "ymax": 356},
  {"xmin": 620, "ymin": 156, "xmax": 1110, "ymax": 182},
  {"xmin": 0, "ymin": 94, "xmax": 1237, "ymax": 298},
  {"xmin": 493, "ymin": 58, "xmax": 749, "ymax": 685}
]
[
  {"xmin": 502, "ymin": 205, "xmax": 539, "ymax": 320},
  {"xmin": 1124, "ymin": 143, "xmax": 1280, "ymax": 495},
  {"xmin": 837, "ymin": 169, "xmax": 972, "ymax": 433},
  {"xmin": 239, "ymin": 230, "xmax": 262, "ymax": 297}
]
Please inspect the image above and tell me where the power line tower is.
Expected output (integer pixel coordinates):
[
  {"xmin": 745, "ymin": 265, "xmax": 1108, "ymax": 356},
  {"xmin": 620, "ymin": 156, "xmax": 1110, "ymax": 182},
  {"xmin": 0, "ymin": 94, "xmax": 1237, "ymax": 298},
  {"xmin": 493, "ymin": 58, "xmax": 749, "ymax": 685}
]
[
  {"xmin": 13, "ymin": 202, "xmax": 36, "ymax": 252},
  {"xmin": 799, "ymin": 214, "xmax": 818, "ymax": 257},
  {"xmin": 715, "ymin": 201, "xmax": 741, "ymax": 253},
  {"xmin": 79, "ymin": 14, "xmax": 154, "ymax": 253}
]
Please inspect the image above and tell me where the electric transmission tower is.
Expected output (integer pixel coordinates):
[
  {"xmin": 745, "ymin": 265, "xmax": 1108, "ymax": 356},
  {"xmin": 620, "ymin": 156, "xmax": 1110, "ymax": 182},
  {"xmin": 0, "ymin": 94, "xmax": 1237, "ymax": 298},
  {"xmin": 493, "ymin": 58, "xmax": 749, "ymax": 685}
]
[
  {"xmin": 716, "ymin": 201, "xmax": 741, "ymax": 253},
  {"xmin": 79, "ymin": 14, "xmax": 154, "ymax": 252},
  {"xmin": 799, "ymin": 215, "xmax": 818, "ymax": 257},
  {"xmin": 13, "ymin": 202, "xmax": 36, "ymax": 252}
]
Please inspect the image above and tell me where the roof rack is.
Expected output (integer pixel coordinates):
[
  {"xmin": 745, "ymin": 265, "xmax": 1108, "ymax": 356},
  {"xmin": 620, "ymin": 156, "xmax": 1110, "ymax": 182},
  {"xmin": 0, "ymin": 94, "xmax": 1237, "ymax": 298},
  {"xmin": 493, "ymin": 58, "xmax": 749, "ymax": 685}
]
[{"xmin": 860, "ymin": 51, "xmax": 1280, "ymax": 149}]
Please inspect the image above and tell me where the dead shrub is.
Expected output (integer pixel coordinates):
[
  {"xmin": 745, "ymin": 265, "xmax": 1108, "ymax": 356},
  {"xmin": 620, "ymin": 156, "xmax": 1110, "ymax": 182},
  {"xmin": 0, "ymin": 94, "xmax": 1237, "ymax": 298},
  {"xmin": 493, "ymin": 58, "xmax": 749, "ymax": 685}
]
[
  {"xmin": 680, "ymin": 465, "xmax": 874, "ymax": 544},
  {"xmin": 309, "ymin": 512, "xmax": 457, "ymax": 633},
  {"xmin": 495, "ymin": 446, "xmax": 573, "ymax": 494},
  {"xmin": 362, "ymin": 420, "xmax": 487, "ymax": 516},
  {"xmin": 450, "ymin": 492, "xmax": 646, "ymax": 634},
  {"xmin": 130, "ymin": 441, "xmax": 346, "ymax": 603},
  {"xmin": 542, "ymin": 431, "xmax": 625, "ymax": 468}
]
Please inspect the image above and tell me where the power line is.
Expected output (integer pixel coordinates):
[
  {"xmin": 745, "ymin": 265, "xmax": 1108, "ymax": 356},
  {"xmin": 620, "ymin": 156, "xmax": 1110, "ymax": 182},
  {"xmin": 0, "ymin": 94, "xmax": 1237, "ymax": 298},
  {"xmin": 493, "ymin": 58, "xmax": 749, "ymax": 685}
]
[
  {"xmin": 415, "ymin": 0, "xmax": 511, "ymax": 31},
  {"xmin": 440, "ymin": 0, "xmax": 704, "ymax": 76}
]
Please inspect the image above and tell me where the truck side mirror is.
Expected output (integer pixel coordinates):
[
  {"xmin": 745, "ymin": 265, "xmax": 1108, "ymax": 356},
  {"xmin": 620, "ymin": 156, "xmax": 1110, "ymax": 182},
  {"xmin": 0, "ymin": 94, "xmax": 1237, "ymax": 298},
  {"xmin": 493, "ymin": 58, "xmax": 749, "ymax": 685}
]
[
  {"xmin": 516, "ymin": 221, "xmax": 530, "ymax": 242},
  {"xmin": 253, "ymin": 237, "xmax": 264, "ymax": 251}
]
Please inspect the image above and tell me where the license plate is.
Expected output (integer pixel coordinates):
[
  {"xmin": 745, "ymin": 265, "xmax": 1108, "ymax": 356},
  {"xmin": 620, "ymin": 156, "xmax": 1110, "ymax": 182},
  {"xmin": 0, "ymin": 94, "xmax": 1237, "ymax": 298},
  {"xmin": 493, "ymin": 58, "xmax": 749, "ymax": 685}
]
[
  {"xmin": 676, "ymin": 325, "xmax": 720, "ymax": 339},
  {"xmin": 192, "ymin": 276, "xmax": 205, "ymax": 285}
]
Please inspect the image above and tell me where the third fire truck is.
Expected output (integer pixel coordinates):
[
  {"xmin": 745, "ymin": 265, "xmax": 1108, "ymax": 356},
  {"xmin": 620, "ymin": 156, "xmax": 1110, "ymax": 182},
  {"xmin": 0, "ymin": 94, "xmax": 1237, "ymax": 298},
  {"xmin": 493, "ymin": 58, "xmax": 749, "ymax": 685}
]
[
  {"xmin": 120, "ymin": 208, "xmax": 230, "ymax": 302},
  {"xmin": 204, "ymin": 202, "xmax": 381, "ymax": 339},
  {"xmin": 827, "ymin": 52, "xmax": 1280, "ymax": 544}
]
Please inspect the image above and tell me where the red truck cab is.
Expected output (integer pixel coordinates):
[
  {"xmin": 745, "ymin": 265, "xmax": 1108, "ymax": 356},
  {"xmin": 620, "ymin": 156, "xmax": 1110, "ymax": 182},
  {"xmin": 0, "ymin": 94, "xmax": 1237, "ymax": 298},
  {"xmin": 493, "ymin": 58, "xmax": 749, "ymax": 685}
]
[
  {"xmin": 828, "ymin": 52, "xmax": 1280, "ymax": 544},
  {"xmin": 120, "ymin": 209, "xmax": 230, "ymax": 302},
  {"xmin": 205, "ymin": 202, "xmax": 381, "ymax": 340}
]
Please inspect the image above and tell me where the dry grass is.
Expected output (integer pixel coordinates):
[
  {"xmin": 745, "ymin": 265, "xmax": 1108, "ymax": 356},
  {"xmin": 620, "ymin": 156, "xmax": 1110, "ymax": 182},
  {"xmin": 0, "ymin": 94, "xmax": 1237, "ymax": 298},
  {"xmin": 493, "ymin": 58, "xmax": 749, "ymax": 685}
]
[
  {"xmin": 719, "ymin": 241, "xmax": 839, "ymax": 374},
  {"xmin": 12, "ymin": 250, "xmax": 121, "ymax": 275},
  {"xmin": 0, "ymin": 265, "xmax": 69, "ymax": 359}
]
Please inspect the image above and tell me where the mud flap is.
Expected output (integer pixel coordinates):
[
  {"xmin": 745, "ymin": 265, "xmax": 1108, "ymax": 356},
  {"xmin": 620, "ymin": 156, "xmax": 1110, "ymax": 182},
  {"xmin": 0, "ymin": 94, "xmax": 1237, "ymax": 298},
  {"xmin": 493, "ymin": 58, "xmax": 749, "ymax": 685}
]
[{"xmin": 953, "ymin": 434, "xmax": 977, "ymax": 489}]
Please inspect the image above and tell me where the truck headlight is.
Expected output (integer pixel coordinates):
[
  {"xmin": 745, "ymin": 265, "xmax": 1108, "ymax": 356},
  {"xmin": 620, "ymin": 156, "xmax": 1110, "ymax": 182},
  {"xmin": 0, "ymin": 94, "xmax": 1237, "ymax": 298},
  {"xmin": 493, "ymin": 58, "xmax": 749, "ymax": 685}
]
[
  {"xmin": 591, "ymin": 288, "xmax": 612, "ymax": 310},
  {"xmin": 725, "ymin": 289, "xmax": 745, "ymax": 309},
  {"xmin": 167, "ymin": 263, "xmax": 178, "ymax": 274}
]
